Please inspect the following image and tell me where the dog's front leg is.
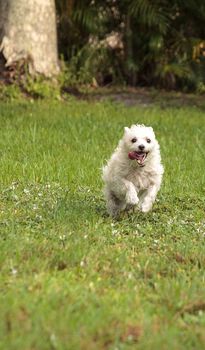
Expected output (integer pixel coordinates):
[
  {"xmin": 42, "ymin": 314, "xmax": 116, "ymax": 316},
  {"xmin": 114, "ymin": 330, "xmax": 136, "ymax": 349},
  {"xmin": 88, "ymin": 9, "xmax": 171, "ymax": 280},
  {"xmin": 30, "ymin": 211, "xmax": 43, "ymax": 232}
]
[
  {"xmin": 111, "ymin": 179, "xmax": 138, "ymax": 206},
  {"xmin": 123, "ymin": 180, "xmax": 139, "ymax": 206},
  {"xmin": 105, "ymin": 179, "xmax": 138, "ymax": 217},
  {"xmin": 140, "ymin": 185, "xmax": 158, "ymax": 213}
]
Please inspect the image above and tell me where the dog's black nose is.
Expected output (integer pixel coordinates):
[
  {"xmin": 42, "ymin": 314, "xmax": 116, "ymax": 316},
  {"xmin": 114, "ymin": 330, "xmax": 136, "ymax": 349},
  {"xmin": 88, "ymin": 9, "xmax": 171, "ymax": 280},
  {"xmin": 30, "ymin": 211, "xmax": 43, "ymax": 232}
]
[{"xmin": 138, "ymin": 144, "xmax": 145, "ymax": 151}]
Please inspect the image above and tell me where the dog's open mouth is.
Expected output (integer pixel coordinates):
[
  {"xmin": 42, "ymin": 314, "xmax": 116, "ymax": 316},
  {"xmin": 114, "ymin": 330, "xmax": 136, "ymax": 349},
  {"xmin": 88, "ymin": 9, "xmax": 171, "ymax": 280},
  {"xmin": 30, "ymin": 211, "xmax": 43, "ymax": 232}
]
[{"xmin": 128, "ymin": 151, "xmax": 148, "ymax": 165}]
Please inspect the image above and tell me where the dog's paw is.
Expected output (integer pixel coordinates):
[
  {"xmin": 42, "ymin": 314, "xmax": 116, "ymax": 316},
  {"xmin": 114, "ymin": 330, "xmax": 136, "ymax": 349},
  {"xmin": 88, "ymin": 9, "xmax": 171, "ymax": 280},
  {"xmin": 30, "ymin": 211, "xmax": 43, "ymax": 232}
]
[
  {"xmin": 141, "ymin": 203, "xmax": 152, "ymax": 213},
  {"xmin": 126, "ymin": 191, "xmax": 139, "ymax": 206}
]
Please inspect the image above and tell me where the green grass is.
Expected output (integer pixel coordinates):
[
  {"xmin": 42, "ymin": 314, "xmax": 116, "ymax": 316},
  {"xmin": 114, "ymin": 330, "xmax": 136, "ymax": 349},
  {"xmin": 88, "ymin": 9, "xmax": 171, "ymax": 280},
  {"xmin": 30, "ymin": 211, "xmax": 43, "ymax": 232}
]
[{"xmin": 0, "ymin": 99, "xmax": 205, "ymax": 350}]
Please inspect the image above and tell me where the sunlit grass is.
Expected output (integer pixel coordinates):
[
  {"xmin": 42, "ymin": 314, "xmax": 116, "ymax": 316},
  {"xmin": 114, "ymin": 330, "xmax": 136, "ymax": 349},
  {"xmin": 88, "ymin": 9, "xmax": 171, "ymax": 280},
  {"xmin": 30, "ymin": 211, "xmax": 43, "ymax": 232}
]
[{"xmin": 0, "ymin": 99, "xmax": 205, "ymax": 349}]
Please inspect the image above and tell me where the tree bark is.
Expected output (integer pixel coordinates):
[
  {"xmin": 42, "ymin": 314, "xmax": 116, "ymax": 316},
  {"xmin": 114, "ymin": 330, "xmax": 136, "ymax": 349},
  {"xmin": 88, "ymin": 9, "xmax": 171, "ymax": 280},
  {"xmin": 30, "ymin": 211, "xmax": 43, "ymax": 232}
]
[{"xmin": 0, "ymin": 0, "xmax": 59, "ymax": 77}]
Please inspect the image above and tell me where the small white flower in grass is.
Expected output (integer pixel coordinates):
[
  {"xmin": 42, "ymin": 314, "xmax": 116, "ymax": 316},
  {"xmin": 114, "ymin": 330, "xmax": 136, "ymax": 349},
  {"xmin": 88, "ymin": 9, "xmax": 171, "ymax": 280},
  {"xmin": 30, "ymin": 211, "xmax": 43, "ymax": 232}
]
[
  {"xmin": 33, "ymin": 204, "xmax": 38, "ymax": 210},
  {"xmin": 167, "ymin": 219, "xmax": 173, "ymax": 225},
  {"xmin": 80, "ymin": 260, "xmax": 85, "ymax": 267},
  {"xmin": 128, "ymin": 272, "xmax": 133, "ymax": 279},
  {"xmin": 112, "ymin": 229, "xmax": 118, "ymax": 235},
  {"xmin": 133, "ymin": 230, "xmax": 139, "ymax": 235},
  {"xmin": 89, "ymin": 282, "xmax": 95, "ymax": 290},
  {"xmin": 59, "ymin": 235, "xmax": 66, "ymax": 241},
  {"xmin": 84, "ymin": 235, "xmax": 88, "ymax": 239},
  {"xmin": 127, "ymin": 335, "xmax": 134, "ymax": 342},
  {"xmin": 154, "ymin": 239, "xmax": 159, "ymax": 244},
  {"xmin": 11, "ymin": 268, "xmax": 17, "ymax": 275},
  {"xmin": 38, "ymin": 193, "xmax": 43, "ymax": 197},
  {"xmin": 23, "ymin": 188, "xmax": 30, "ymax": 194},
  {"xmin": 50, "ymin": 334, "xmax": 57, "ymax": 347}
]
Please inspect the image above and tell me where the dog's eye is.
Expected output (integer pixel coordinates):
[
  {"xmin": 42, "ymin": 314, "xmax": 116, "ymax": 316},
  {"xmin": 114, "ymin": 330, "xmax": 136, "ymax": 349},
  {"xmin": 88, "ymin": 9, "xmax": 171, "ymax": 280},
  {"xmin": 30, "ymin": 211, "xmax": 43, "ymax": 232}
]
[
  {"xmin": 147, "ymin": 138, "xmax": 151, "ymax": 143},
  {"xmin": 131, "ymin": 138, "xmax": 137, "ymax": 143}
]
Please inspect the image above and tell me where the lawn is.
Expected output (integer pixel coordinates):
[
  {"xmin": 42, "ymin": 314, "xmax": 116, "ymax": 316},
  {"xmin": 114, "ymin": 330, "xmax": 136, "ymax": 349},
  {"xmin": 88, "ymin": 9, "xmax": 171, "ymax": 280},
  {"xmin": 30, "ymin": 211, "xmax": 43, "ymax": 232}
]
[{"xmin": 0, "ymin": 99, "xmax": 205, "ymax": 350}]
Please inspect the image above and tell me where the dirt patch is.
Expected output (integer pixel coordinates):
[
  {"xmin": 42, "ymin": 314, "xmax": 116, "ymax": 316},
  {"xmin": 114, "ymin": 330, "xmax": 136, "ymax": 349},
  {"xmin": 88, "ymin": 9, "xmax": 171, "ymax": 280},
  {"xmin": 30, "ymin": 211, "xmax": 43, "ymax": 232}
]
[
  {"xmin": 64, "ymin": 86, "xmax": 205, "ymax": 109},
  {"xmin": 176, "ymin": 301, "xmax": 205, "ymax": 317},
  {"xmin": 120, "ymin": 324, "xmax": 143, "ymax": 343}
]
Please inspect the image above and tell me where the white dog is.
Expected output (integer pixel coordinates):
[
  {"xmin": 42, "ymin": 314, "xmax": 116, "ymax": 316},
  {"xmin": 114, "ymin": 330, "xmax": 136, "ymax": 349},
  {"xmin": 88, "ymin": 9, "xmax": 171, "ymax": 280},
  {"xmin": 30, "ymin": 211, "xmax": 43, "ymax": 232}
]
[{"xmin": 102, "ymin": 124, "xmax": 164, "ymax": 217}]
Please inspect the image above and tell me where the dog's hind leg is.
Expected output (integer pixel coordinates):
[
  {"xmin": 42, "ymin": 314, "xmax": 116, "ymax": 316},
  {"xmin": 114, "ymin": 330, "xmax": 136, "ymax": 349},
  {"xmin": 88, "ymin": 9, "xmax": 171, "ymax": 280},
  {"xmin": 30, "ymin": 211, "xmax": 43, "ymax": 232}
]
[{"xmin": 105, "ymin": 190, "xmax": 126, "ymax": 217}]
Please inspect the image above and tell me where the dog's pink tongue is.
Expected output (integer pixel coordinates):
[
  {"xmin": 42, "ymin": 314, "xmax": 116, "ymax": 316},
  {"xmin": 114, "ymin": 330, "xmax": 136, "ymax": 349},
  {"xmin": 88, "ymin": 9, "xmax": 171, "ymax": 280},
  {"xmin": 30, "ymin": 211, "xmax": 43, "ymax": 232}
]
[
  {"xmin": 128, "ymin": 151, "xmax": 138, "ymax": 160},
  {"xmin": 128, "ymin": 151, "xmax": 144, "ymax": 164}
]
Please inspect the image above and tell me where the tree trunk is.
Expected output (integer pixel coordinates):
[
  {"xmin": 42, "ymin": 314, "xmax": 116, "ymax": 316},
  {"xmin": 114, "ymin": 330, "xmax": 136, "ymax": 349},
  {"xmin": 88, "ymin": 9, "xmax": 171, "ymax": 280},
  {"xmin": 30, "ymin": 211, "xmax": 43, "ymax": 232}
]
[{"xmin": 0, "ymin": 0, "xmax": 59, "ymax": 77}]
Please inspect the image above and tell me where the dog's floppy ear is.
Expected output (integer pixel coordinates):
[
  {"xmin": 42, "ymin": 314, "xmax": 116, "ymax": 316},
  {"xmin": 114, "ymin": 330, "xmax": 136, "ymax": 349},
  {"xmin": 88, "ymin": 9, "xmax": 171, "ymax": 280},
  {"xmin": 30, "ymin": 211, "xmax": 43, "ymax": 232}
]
[{"xmin": 124, "ymin": 127, "xmax": 130, "ymax": 133}]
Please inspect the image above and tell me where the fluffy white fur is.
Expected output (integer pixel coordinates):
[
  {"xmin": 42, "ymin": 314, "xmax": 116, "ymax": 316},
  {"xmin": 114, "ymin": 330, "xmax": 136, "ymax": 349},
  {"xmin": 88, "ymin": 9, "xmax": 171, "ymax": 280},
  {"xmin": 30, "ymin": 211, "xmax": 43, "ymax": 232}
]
[{"xmin": 102, "ymin": 124, "xmax": 164, "ymax": 217}]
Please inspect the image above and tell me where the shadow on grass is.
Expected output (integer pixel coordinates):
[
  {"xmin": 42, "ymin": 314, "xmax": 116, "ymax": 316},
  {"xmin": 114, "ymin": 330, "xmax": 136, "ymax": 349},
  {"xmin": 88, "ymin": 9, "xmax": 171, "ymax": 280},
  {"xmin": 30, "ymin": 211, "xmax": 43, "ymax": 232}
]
[
  {"xmin": 44, "ymin": 190, "xmax": 204, "ymax": 231},
  {"xmin": 49, "ymin": 193, "xmax": 170, "ymax": 222}
]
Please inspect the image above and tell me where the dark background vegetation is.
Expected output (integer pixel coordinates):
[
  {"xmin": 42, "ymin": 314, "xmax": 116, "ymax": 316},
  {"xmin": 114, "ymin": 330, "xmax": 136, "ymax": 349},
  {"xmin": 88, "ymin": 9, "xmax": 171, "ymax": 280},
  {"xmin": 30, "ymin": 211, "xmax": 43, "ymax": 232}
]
[{"xmin": 55, "ymin": 0, "xmax": 205, "ymax": 92}]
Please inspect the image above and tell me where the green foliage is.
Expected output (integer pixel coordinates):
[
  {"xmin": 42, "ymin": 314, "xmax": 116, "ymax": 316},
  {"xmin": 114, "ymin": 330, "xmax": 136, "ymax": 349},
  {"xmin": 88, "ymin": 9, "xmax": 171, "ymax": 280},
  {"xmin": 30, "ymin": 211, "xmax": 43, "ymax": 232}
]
[
  {"xmin": 55, "ymin": 0, "xmax": 205, "ymax": 91},
  {"xmin": 22, "ymin": 76, "xmax": 61, "ymax": 99},
  {"xmin": 0, "ymin": 83, "xmax": 22, "ymax": 101},
  {"xmin": 61, "ymin": 44, "xmax": 124, "ymax": 86},
  {"xmin": 197, "ymin": 82, "xmax": 205, "ymax": 94},
  {"xmin": 0, "ymin": 100, "xmax": 205, "ymax": 348},
  {"xmin": 129, "ymin": 0, "xmax": 170, "ymax": 33}
]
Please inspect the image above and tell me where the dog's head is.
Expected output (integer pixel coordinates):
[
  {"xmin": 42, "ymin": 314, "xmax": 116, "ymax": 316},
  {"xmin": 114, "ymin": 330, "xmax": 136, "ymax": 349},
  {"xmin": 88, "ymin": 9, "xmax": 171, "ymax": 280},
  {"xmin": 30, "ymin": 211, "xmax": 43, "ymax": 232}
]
[{"xmin": 122, "ymin": 124, "xmax": 159, "ymax": 166}]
